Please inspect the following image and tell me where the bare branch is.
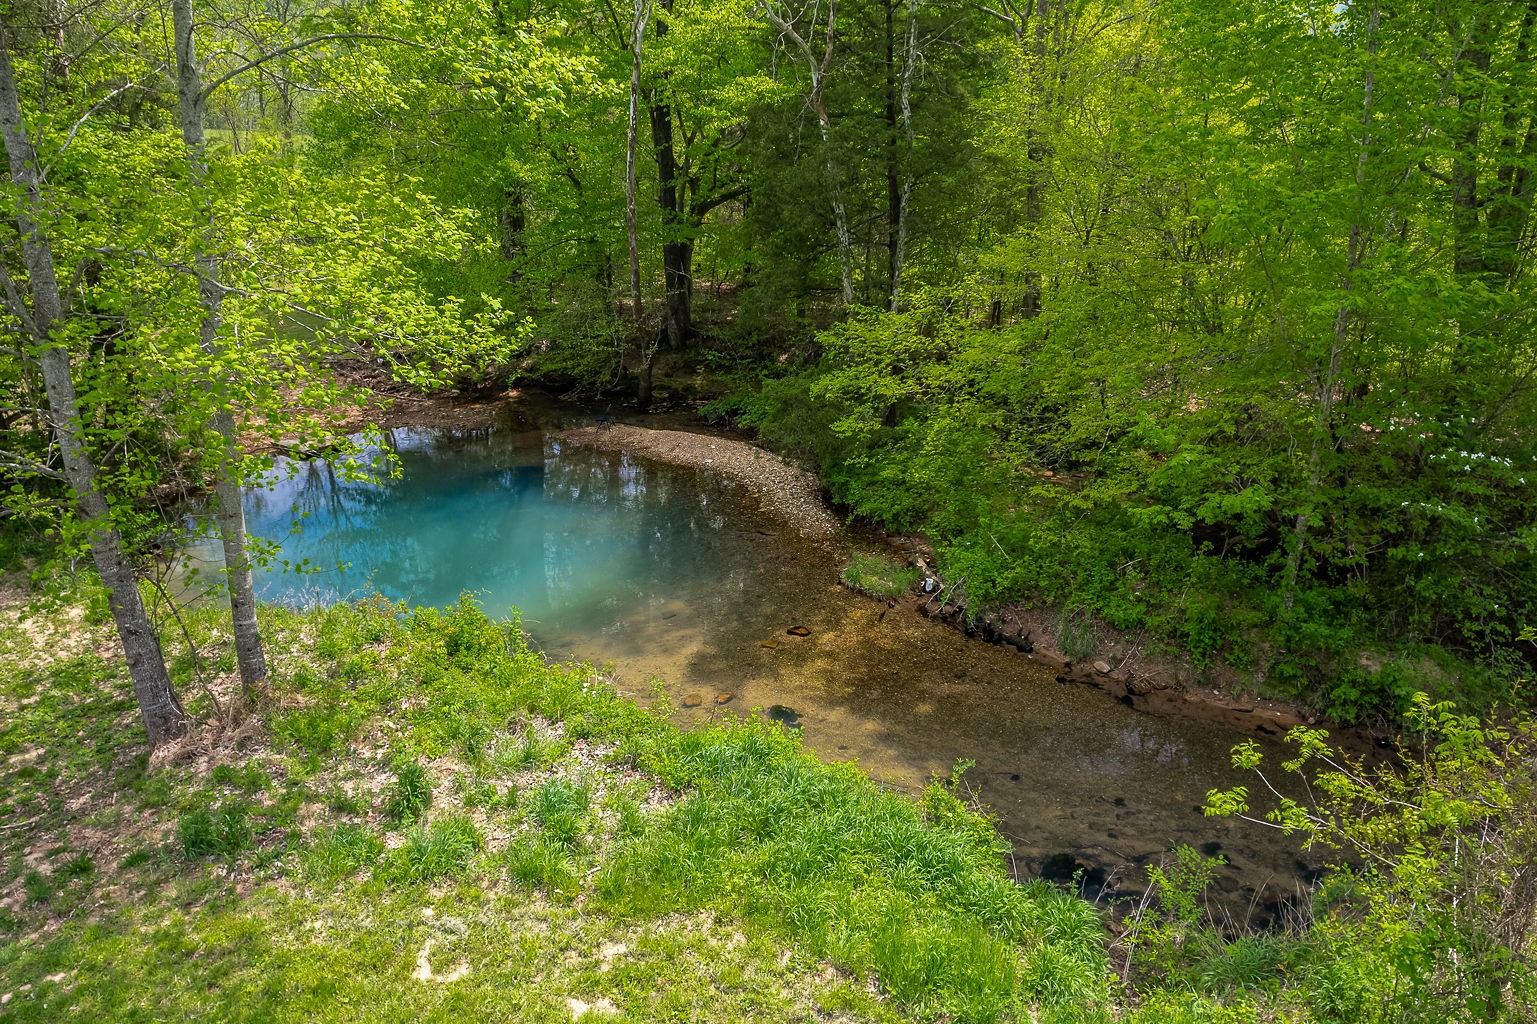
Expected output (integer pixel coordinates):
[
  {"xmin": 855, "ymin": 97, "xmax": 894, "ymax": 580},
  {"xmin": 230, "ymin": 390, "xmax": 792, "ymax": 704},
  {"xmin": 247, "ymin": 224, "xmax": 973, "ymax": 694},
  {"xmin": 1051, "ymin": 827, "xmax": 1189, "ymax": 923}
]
[
  {"xmin": 52, "ymin": 73, "xmax": 162, "ymax": 162},
  {"xmin": 0, "ymin": 447, "xmax": 67, "ymax": 482},
  {"xmin": 199, "ymin": 33, "xmax": 426, "ymax": 104}
]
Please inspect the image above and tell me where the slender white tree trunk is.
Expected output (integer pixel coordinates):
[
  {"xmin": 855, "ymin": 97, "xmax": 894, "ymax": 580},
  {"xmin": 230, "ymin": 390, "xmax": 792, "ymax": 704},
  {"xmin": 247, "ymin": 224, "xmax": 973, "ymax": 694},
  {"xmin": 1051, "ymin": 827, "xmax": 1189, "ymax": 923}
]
[
  {"xmin": 627, "ymin": 0, "xmax": 650, "ymax": 325},
  {"xmin": 763, "ymin": 0, "xmax": 853, "ymax": 305},
  {"xmin": 172, "ymin": 0, "xmax": 268, "ymax": 695},
  {"xmin": 0, "ymin": 23, "xmax": 185, "ymax": 745}
]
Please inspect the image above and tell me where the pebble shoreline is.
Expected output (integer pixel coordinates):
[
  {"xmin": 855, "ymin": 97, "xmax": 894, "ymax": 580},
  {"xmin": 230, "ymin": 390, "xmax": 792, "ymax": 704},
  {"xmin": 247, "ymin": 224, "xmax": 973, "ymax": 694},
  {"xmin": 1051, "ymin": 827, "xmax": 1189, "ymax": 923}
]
[{"xmin": 553, "ymin": 424, "xmax": 840, "ymax": 541}]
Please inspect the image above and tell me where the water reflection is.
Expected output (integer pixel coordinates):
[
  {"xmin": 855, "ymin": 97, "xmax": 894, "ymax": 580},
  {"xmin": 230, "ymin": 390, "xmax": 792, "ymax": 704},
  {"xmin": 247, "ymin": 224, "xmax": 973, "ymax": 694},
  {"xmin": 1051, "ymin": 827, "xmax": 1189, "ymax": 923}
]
[
  {"xmin": 195, "ymin": 421, "xmax": 1315, "ymax": 920},
  {"xmin": 227, "ymin": 428, "xmax": 753, "ymax": 637}
]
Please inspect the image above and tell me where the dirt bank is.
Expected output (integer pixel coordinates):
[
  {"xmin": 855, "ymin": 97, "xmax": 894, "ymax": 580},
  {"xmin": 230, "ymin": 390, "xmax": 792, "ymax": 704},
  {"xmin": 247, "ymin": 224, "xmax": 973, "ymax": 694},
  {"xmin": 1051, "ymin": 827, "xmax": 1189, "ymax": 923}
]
[
  {"xmin": 866, "ymin": 535, "xmax": 1386, "ymax": 751},
  {"xmin": 554, "ymin": 424, "xmax": 840, "ymax": 541}
]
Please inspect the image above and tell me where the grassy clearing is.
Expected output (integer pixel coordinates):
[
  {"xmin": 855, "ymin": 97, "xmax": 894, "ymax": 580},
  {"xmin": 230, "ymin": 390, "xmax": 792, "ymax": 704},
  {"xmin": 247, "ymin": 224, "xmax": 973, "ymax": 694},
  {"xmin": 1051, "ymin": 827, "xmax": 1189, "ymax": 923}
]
[
  {"xmin": 0, "ymin": 581, "xmax": 1118, "ymax": 1023},
  {"xmin": 6, "ymin": 562, "xmax": 1489, "ymax": 1022}
]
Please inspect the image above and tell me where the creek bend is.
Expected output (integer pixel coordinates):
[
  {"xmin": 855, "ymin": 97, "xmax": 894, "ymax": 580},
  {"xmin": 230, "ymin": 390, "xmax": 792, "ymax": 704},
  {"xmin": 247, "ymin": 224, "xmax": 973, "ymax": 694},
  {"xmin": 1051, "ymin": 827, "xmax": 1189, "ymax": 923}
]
[{"xmin": 187, "ymin": 405, "xmax": 1315, "ymax": 919}]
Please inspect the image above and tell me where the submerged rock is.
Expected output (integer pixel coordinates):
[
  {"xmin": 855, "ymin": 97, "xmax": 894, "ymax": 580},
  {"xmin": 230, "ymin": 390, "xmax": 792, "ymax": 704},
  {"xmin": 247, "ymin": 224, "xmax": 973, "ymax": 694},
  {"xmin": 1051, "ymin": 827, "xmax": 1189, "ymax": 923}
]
[
  {"xmin": 681, "ymin": 693, "xmax": 703, "ymax": 708},
  {"xmin": 786, "ymin": 626, "xmax": 811, "ymax": 637},
  {"xmin": 767, "ymin": 704, "xmax": 803, "ymax": 727}
]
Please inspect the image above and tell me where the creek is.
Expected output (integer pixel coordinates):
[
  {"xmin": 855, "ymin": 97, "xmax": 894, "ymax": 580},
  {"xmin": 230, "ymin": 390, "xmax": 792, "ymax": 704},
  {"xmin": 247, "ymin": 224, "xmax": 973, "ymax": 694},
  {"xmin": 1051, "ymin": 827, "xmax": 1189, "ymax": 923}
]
[{"xmin": 183, "ymin": 401, "xmax": 1317, "ymax": 922}]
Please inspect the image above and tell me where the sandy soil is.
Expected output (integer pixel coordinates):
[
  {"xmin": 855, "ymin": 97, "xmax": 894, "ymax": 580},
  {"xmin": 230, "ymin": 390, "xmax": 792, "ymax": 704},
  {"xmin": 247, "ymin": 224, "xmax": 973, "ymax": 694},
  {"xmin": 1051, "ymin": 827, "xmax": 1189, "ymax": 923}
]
[{"xmin": 554, "ymin": 424, "xmax": 840, "ymax": 541}]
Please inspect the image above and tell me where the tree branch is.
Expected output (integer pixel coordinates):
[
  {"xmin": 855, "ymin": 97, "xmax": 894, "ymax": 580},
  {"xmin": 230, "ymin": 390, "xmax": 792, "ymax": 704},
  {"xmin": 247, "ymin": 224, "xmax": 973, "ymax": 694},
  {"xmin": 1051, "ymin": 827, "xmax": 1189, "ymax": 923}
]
[
  {"xmin": 52, "ymin": 74, "xmax": 160, "ymax": 164},
  {"xmin": 693, "ymin": 182, "xmax": 749, "ymax": 219},
  {"xmin": 0, "ymin": 447, "xmax": 67, "ymax": 482},
  {"xmin": 1418, "ymin": 159, "xmax": 1454, "ymax": 186},
  {"xmin": 199, "ymin": 33, "xmax": 426, "ymax": 104}
]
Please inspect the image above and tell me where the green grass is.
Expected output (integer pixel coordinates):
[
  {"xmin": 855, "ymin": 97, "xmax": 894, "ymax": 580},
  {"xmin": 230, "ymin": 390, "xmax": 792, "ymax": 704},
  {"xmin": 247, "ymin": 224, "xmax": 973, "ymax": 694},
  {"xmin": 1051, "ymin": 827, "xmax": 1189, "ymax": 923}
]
[
  {"xmin": 3, "ymin": 576, "xmax": 1402, "ymax": 1024},
  {"xmin": 841, "ymin": 552, "xmax": 923, "ymax": 600}
]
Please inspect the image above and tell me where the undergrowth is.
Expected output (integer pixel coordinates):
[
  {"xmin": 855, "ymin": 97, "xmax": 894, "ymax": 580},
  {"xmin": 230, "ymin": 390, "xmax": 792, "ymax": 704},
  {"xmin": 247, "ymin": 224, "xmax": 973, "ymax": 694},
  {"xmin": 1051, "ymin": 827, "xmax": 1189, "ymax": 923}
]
[
  {"xmin": 0, "ymin": 588, "xmax": 1112, "ymax": 1023},
  {"xmin": 5, "ymin": 576, "xmax": 1521, "ymax": 1022}
]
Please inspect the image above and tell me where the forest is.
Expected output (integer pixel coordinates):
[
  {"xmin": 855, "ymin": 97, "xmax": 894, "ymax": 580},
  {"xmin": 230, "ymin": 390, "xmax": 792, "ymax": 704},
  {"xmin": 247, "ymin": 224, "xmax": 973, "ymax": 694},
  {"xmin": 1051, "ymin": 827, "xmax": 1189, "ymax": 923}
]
[
  {"xmin": 2, "ymin": 0, "xmax": 1537, "ymax": 1020},
  {"xmin": 4, "ymin": 0, "xmax": 1536, "ymax": 720}
]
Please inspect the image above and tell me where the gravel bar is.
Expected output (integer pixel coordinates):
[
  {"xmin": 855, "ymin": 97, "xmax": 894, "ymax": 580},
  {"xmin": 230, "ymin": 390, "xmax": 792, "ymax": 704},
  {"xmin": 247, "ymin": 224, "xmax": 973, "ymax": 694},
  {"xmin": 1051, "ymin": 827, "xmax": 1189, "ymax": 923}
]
[{"xmin": 554, "ymin": 424, "xmax": 840, "ymax": 541}]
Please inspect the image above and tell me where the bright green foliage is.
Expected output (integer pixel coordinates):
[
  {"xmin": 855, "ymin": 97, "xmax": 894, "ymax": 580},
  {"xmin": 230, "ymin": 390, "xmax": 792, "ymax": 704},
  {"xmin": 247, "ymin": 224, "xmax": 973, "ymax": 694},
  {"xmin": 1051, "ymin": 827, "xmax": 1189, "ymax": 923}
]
[
  {"xmin": 1206, "ymin": 694, "xmax": 1537, "ymax": 1021},
  {"xmin": 732, "ymin": 0, "xmax": 1537, "ymax": 715}
]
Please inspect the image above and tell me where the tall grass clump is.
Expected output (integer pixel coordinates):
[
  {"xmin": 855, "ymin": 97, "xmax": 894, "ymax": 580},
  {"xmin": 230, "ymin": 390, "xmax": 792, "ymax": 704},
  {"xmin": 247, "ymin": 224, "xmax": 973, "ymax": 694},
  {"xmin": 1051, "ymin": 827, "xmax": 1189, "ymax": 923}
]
[
  {"xmin": 305, "ymin": 823, "xmax": 386, "ymax": 881},
  {"xmin": 177, "ymin": 803, "xmax": 253, "ymax": 859},
  {"xmin": 841, "ymin": 552, "xmax": 921, "ymax": 599},
  {"xmin": 389, "ymin": 814, "xmax": 482, "ymax": 882},
  {"xmin": 501, "ymin": 833, "xmax": 581, "ymax": 901},
  {"xmin": 526, "ymin": 778, "xmax": 591, "ymax": 847},
  {"xmin": 382, "ymin": 757, "xmax": 432, "ymax": 826}
]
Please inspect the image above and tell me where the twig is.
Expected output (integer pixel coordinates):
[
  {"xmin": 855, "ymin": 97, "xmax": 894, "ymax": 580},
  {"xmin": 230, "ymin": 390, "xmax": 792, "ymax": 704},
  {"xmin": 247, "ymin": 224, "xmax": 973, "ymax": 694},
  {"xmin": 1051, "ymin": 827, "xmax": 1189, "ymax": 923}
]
[{"xmin": 147, "ymin": 571, "xmax": 226, "ymax": 724}]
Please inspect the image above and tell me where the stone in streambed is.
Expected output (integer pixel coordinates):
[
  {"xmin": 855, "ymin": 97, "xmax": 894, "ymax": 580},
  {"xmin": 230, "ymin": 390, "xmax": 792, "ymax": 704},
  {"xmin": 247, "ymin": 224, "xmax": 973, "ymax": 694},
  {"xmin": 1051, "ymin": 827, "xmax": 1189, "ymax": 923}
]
[
  {"xmin": 768, "ymin": 704, "xmax": 802, "ymax": 727},
  {"xmin": 681, "ymin": 693, "xmax": 703, "ymax": 708},
  {"xmin": 786, "ymin": 626, "xmax": 811, "ymax": 637}
]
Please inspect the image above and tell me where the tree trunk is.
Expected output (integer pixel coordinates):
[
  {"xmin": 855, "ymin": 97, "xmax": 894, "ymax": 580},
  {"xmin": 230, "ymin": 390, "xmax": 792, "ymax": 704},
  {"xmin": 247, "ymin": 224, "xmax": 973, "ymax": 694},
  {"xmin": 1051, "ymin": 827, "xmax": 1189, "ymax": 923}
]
[
  {"xmin": 884, "ymin": 0, "xmax": 900, "ymax": 299},
  {"xmin": 500, "ymin": 186, "xmax": 527, "ymax": 263},
  {"xmin": 173, "ymin": 0, "xmax": 268, "ymax": 698},
  {"xmin": 1281, "ymin": 0, "xmax": 1378, "ymax": 614},
  {"xmin": 0, "ymin": 24, "xmax": 185, "ymax": 745},
  {"xmin": 647, "ymin": 0, "xmax": 691, "ymax": 348},
  {"xmin": 763, "ymin": 0, "xmax": 853, "ymax": 306},
  {"xmin": 627, "ymin": 0, "xmax": 647, "ymax": 324},
  {"xmin": 1018, "ymin": 0, "xmax": 1051, "ymax": 321},
  {"xmin": 649, "ymin": 99, "xmax": 691, "ymax": 348},
  {"xmin": 1484, "ymin": 0, "xmax": 1537, "ymax": 287},
  {"xmin": 889, "ymin": 0, "xmax": 917, "ymax": 312}
]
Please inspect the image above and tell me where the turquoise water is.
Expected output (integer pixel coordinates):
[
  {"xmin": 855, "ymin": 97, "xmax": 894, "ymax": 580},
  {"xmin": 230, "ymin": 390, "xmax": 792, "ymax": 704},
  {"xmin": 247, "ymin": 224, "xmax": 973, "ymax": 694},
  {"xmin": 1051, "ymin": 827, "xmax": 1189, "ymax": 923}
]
[
  {"xmin": 183, "ymin": 413, "xmax": 1314, "ymax": 919},
  {"xmin": 231, "ymin": 427, "xmax": 751, "ymax": 635}
]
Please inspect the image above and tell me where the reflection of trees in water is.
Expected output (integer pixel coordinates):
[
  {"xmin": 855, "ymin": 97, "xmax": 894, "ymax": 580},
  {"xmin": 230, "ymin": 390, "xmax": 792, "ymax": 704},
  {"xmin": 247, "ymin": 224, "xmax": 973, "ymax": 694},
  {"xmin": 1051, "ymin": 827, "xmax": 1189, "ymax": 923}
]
[{"xmin": 240, "ymin": 427, "xmax": 741, "ymax": 620}]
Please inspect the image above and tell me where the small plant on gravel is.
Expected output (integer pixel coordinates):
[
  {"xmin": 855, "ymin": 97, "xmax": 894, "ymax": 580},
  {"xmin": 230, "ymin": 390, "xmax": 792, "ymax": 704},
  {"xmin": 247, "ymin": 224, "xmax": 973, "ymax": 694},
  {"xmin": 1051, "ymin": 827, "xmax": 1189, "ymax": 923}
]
[
  {"xmin": 840, "ymin": 552, "xmax": 921, "ymax": 599},
  {"xmin": 382, "ymin": 756, "xmax": 432, "ymax": 826}
]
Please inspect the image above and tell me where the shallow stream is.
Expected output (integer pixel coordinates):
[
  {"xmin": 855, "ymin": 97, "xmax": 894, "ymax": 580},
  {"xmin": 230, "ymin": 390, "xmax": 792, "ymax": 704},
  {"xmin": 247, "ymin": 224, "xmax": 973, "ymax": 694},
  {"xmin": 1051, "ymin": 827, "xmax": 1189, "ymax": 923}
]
[{"xmin": 185, "ymin": 402, "xmax": 1316, "ymax": 921}]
